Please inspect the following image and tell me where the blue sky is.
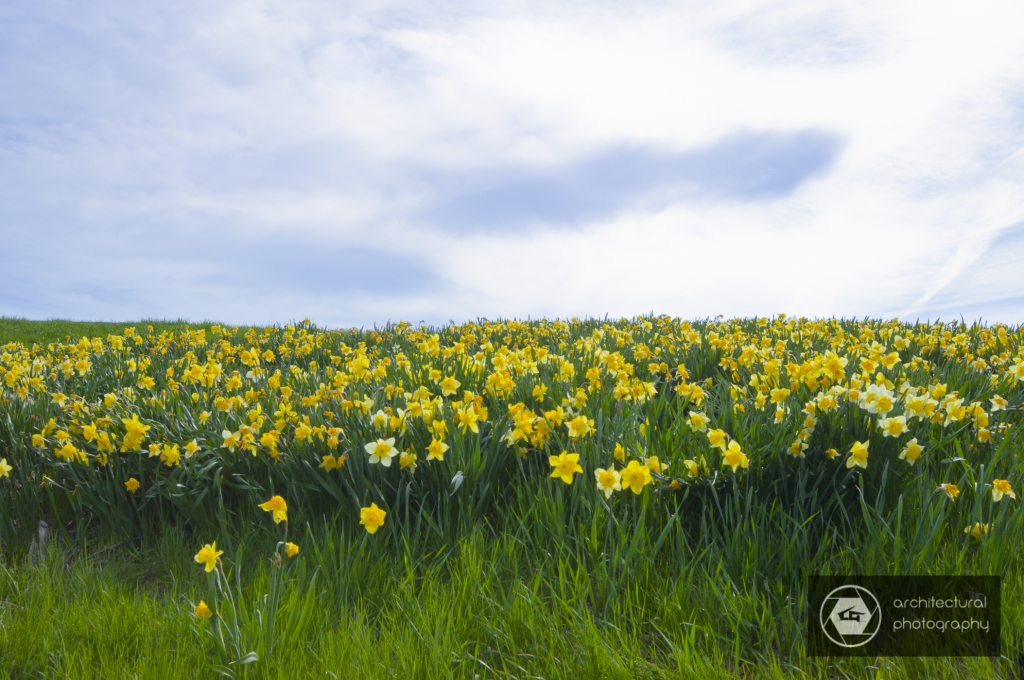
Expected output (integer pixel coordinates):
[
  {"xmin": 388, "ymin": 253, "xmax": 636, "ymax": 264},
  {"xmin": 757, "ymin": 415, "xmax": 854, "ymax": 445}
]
[{"xmin": 2, "ymin": 0, "xmax": 1023, "ymax": 327}]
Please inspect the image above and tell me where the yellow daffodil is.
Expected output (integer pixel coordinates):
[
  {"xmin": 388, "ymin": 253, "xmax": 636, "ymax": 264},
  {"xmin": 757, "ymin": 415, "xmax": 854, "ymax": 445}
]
[
  {"xmin": 258, "ymin": 495, "xmax": 288, "ymax": 523},
  {"xmin": 723, "ymin": 441, "xmax": 748, "ymax": 472},
  {"xmin": 364, "ymin": 438, "xmax": 398, "ymax": 466},
  {"xmin": 125, "ymin": 477, "xmax": 140, "ymax": 493},
  {"xmin": 566, "ymin": 415, "xmax": 595, "ymax": 438},
  {"xmin": 426, "ymin": 439, "xmax": 449, "ymax": 461},
  {"xmin": 936, "ymin": 483, "xmax": 960, "ymax": 501},
  {"xmin": 285, "ymin": 542, "xmax": 299, "ymax": 557},
  {"xmin": 992, "ymin": 479, "xmax": 1016, "ymax": 502},
  {"xmin": 194, "ymin": 542, "xmax": 223, "ymax": 572},
  {"xmin": 686, "ymin": 411, "xmax": 710, "ymax": 433},
  {"xmin": 360, "ymin": 503, "xmax": 386, "ymax": 534},
  {"xmin": 194, "ymin": 600, "xmax": 213, "ymax": 619},
  {"xmin": 964, "ymin": 523, "xmax": 988, "ymax": 539},
  {"xmin": 594, "ymin": 467, "xmax": 621, "ymax": 498},
  {"xmin": 549, "ymin": 452, "xmax": 583, "ymax": 484},
  {"xmin": 620, "ymin": 460, "xmax": 652, "ymax": 494},
  {"xmin": 898, "ymin": 438, "xmax": 924, "ymax": 465},
  {"xmin": 847, "ymin": 441, "xmax": 869, "ymax": 469}
]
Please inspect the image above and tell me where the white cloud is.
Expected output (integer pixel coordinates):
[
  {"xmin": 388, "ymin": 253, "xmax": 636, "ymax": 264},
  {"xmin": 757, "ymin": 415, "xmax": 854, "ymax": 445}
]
[{"xmin": 2, "ymin": 0, "xmax": 1023, "ymax": 326}]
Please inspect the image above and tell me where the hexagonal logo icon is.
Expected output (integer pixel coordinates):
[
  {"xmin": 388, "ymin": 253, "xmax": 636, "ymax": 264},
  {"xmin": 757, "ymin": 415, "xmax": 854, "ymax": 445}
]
[{"xmin": 819, "ymin": 585, "xmax": 881, "ymax": 648}]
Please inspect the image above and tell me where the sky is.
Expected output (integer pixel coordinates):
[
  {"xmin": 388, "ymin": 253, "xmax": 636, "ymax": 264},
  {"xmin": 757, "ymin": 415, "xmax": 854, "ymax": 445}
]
[{"xmin": 2, "ymin": 0, "xmax": 1023, "ymax": 328}]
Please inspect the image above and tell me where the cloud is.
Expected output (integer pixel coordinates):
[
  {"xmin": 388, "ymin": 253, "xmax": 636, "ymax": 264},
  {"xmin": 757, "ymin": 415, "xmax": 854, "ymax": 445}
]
[
  {"xmin": 2, "ymin": 0, "xmax": 1024, "ymax": 327},
  {"xmin": 419, "ymin": 129, "xmax": 845, "ymax": 232}
]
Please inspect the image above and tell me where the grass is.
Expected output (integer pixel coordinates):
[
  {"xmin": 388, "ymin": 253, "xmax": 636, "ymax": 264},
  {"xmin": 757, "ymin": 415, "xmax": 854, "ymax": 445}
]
[
  {"xmin": 0, "ymin": 316, "xmax": 1022, "ymax": 678},
  {"xmin": 2, "ymin": 519, "xmax": 1020, "ymax": 680}
]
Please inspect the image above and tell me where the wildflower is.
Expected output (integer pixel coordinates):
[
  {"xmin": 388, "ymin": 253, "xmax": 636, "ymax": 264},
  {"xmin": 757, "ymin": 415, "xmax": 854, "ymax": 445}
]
[
  {"xmin": 898, "ymin": 439, "xmax": 924, "ymax": 465},
  {"xmin": 992, "ymin": 479, "xmax": 1016, "ymax": 502},
  {"xmin": 723, "ymin": 441, "xmax": 748, "ymax": 472},
  {"xmin": 686, "ymin": 411, "xmax": 710, "ymax": 433},
  {"xmin": 285, "ymin": 542, "xmax": 299, "ymax": 558},
  {"xmin": 707, "ymin": 429, "xmax": 728, "ymax": 451},
  {"xmin": 399, "ymin": 451, "xmax": 417, "ymax": 470},
  {"xmin": 936, "ymin": 483, "xmax": 960, "ymax": 501},
  {"xmin": 620, "ymin": 460, "xmax": 653, "ymax": 494},
  {"xmin": 439, "ymin": 376, "xmax": 461, "ymax": 396},
  {"xmin": 184, "ymin": 439, "xmax": 200, "ymax": 459},
  {"xmin": 161, "ymin": 443, "xmax": 181, "ymax": 467},
  {"xmin": 320, "ymin": 455, "xmax": 338, "ymax": 471},
  {"xmin": 365, "ymin": 437, "xmax": 399, "ymax": 466},
  {"xmin": 258, "ymin": 495, "xmax": 288, "ymax": 524},
  {"xmin": 0, "ymin": 458, "xmax": 11, "ymax": 478},
  {"xmin": 456, "ymin": 407, "xmax": 479, "ymax": 433},
  {"xmin": 194, "ymin": 542, "xmax": 223, "ymax": 572},
  {"xmin": 125, "ymin": 477, "xmax": 140, "ymax": 493},
  {"xmin": 964, "ymin": 523, "xmax": 988, "ymax": 539},
  {"xmin": 221, "ymin": 430, "xmax": 239, "ymax": 451},
  {"xmin": 360, "ymin": 503, "xmax": 386, "ymax": 534},
  {"xmin": 644, "ymin": 456, "xmax": 669, "ymax": 474},
  {"xmin": 567, "ymin": 415, "xmax": 595, "ymax": 438},
  {"xmin": 847, "ymin": 441, "xmax": 869, "ymax": 469},
  {"xmin": 549, "ymin": 452, "xmax": 583, "ymax": 484},
  {"xmin": 879, "ymin": 415, "xmax": 907, "ymax": 437},
  {"xmin": 426, "ymin": 439, "xmax": 449, "ymax": 461},
  {"xmin": 32, "ymin": 434, "xmax": 45, "ymax": 448},
  {"xmin": 594, "ymin": 468, "xmax": 621, "ymax": 498},
  {"xmin": 294, "ymin": 423, "xmax": 312, "ymax": 442},
  {"xmin": 194, "ymin": 600, "xmax": 213, "ymax": 619}
]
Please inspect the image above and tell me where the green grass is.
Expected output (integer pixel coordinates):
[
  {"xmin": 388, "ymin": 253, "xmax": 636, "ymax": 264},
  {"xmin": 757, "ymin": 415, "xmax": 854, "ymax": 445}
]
[{"xmin": 2, "ymin": 521, "xmax": 1020, "ymax": 680}]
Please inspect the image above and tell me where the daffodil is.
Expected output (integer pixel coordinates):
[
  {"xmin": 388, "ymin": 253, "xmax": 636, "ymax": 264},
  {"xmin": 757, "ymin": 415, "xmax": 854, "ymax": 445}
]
[
  {"xmin": 878, "ymin": 415, "xmax": 907, "ymax": 437},
  {"xmin": 566, "ymin": 415, "xmax": 594, "ymax": 438},
  {"xmin": 594, "ymin": 467, "xmax": 621, "ymax": 498},
  {"xmin": 723, "ymin": 441, "xmax": 748, "ymax": 472},
  {"xmin": 549, "ymin": 452, "xmax": 583, "ymax": 484},
  {"xmin": 644, "ymin": 456, "xmax": 669, "ymax": 474},
  {"xmin": 365, "ymin": 438, "xmax": 398, "ymax": 466},
  {"xmin": 285, "ymin": 542, "xmax": 299, "ymax": 557},
  {"xmin": 936, "ymin": 483, "xmax": 960, "ymax": 501},
  {"xmin": 686, "ymin": 411, "xmax": 709, "ymax": 433},
  {"xmin": 194, "ymin": 600, "xmax": 213, "ymax": 619},
  {"xmin": 0, "ymin": 458, "xmax": 11, "ymax": 478},
  {"xmin": 161, "ymin": 443, "xmax": 181, "ymax": 467},
  {"xmin": 195, "ymin": 542, "xmax": 223, "ymax": 572},
  {"xmin": 125, "ymin": 477, "xmax": 140, "ymax": 493},
  {"xmin": 992, "ymin": 479, "xmax": 1016, "ymax": 502},
  {"xmin": 847, "ymin": 441, "xmax": 869, "ymax": 469},
  {"xmin": 620, "ymin": 460, "xmax": 652, "ymax": 494},
  {"xmin": 426, "ymin": 439, "xmax": 449, "ymax": 461},
  {"xmin": 964, "ymin": 523, "xmax": 988, "ymax": 539},
  {"xmin": 439, "ymin": 376, "xmax": 461, "ymax": 396},
  {"xmin": 360, "ymin": 503, "xmax": 386, "ymax": 534},
  {"xmin": 258, "ymin": 495, "xmax": 288, "ymax": 523},
  {"xmin": 898, "ymin": 439, "xmax": 924, "ymax": 465}
]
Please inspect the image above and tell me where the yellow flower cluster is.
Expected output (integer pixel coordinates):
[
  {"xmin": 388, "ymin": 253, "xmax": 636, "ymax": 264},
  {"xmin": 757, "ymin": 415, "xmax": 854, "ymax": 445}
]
[{"xmin": 0, "ymin": 316, "xmax": 1019, "ymax": 528}]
